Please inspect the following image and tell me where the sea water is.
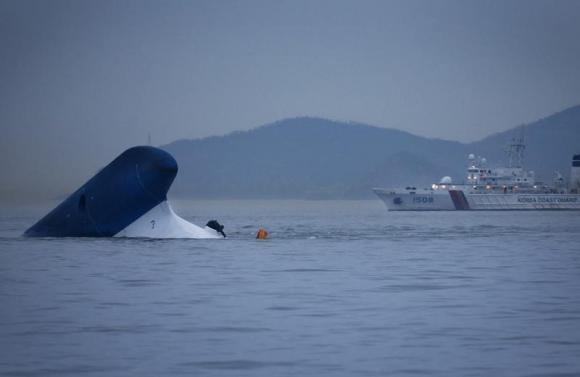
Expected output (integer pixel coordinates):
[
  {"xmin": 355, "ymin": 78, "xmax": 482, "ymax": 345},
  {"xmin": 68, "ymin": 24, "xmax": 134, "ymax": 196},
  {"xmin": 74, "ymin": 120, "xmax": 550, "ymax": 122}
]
[{"xmin": 1, "ymin": 200, "xmax": 580, "ymax": 377}]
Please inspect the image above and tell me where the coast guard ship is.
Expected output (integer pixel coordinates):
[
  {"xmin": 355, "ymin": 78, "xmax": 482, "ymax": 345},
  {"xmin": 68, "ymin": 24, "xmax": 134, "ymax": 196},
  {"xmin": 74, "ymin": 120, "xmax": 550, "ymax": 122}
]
[{"xmin": 373, "ymin": 138, "xmax": 580, "ymax": 211}]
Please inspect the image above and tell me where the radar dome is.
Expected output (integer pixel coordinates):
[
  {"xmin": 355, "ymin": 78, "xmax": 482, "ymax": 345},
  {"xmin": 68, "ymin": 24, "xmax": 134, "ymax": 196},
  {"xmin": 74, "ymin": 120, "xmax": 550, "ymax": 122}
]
[
  {"xmin": 468, "ymin": 153, "xmax": 475, "ymax": 160},
  {"xmin": 481, "ymin": 158, "xmax": 487, "ymax": 164},
  {"xmin": 439, "ymin": 176, "xmax": 453, "ymax": 184}
]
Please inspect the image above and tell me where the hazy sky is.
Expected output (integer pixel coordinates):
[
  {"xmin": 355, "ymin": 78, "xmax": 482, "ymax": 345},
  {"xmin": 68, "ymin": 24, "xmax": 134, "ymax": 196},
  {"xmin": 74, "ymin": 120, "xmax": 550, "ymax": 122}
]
[{"xmin": 1, "ymin": 0, "xmax": 580, "ymax": 198}]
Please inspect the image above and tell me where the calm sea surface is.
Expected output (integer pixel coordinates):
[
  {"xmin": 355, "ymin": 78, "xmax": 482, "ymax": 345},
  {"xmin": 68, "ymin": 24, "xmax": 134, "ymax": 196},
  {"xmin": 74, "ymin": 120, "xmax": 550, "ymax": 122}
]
[{"xmin": 1, "ymin": 200, "xmax": 580, "ymax": 377}]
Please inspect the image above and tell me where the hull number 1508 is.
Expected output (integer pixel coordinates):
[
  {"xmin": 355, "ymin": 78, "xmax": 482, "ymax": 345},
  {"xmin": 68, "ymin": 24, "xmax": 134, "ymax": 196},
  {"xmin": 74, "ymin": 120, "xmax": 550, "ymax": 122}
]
[{"xmin": 412, "ymin": 196, "xmax": 434, "ymax": 204}]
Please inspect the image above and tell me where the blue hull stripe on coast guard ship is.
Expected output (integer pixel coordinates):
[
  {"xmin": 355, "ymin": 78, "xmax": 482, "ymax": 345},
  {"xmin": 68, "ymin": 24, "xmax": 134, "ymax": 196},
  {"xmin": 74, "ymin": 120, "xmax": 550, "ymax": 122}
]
[
  {"xmin": 449, "ymin": 190, "xmax": 471, "ymax": 210},
  {"xmin": 24, "ymin": 146, "xmax": 178, "ymax": 237}
]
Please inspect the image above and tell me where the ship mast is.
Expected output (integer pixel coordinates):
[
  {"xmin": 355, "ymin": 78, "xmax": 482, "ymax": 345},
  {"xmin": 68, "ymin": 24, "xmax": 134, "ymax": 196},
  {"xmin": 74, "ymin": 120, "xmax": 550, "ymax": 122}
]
[{"xmin": 505, "ymin": 130, "xmax": 526, "ymax": 168}]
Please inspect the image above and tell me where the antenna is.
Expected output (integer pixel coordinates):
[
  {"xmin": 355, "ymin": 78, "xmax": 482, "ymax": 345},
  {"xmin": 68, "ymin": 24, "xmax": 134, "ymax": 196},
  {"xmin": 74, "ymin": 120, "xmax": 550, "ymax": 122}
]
[
  {"xmin": 147, "ymin": 133, "xmax": 152, "ymax": 146},
  {"xmin": 505, "ymin": 126, "xmax": 525, "ymax": 168}
]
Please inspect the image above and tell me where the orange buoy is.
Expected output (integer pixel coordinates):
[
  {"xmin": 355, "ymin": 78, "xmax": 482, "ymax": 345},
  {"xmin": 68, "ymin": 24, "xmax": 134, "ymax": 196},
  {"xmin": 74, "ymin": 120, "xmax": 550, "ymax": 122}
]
[{"xmin": 256, "ymin": 228, "xmax": 269, "ymax": 239}]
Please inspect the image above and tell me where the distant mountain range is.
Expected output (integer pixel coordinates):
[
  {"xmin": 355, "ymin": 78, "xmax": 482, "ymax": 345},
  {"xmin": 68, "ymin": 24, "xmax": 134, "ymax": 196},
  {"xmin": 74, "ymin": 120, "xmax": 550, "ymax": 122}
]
[{"xmin": 162, "ymin": 105, "xmax": 580, "ymax": 199}]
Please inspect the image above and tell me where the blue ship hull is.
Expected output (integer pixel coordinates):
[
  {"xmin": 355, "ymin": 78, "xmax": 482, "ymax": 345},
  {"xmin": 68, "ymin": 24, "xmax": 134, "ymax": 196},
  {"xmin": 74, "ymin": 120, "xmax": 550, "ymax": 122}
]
[{"xmin": 24, "ymin": 146, "xmax": 178, "ymax": 237}]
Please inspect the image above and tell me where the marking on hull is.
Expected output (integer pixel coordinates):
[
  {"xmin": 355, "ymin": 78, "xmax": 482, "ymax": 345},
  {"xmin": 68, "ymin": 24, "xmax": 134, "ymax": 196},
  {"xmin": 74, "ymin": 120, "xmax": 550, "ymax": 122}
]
[{"xmin": 449, "ymin": 190, "xmax": 470, "ymax": 210}]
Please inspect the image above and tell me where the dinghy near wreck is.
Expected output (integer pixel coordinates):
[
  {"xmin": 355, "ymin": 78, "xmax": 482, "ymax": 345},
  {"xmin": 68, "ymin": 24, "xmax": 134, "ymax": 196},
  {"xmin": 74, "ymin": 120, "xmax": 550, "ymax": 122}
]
[{"xmin": 24, "ymin": 146, "xmax": 225, "ymax": 239}]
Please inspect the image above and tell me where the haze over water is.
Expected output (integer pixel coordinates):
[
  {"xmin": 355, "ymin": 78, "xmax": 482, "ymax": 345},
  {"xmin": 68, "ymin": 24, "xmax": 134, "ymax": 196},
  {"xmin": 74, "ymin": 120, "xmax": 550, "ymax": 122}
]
[
  {"xmin": 2, "ymin": 0, "xmax": 580, "ymax": 200},
  {"xmin": 2, "ymin": 200, "xmax": 580, "ymax": 376}
]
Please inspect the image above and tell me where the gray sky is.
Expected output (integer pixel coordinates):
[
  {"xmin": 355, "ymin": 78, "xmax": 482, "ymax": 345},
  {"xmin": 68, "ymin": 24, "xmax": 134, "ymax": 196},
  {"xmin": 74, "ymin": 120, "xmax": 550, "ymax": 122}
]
[{"xmin": 1, "ymin": 0, "xmax": 580, "ymax": 199}]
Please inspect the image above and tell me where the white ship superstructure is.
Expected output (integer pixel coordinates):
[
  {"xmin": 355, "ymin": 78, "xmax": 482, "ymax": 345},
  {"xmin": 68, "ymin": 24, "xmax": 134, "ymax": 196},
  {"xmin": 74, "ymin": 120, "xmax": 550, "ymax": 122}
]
[{"xmin": 373, "ymin": 138, "xmax": 580, "ymax": 211}]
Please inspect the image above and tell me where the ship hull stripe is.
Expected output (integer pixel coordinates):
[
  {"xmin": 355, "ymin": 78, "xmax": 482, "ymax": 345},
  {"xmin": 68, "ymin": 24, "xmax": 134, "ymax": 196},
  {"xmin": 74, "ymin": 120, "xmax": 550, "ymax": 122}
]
[{"xmin": 449, "ymin": 190, "xmax": 471, "ymax": 210}]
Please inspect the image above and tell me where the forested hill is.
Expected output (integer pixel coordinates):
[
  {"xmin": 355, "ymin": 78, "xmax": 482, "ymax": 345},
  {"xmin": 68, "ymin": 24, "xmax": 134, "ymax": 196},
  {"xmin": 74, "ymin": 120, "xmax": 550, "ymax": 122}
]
[{"xmin": 163, "ymin": 106, "xmax": 580, "ymax": 199}]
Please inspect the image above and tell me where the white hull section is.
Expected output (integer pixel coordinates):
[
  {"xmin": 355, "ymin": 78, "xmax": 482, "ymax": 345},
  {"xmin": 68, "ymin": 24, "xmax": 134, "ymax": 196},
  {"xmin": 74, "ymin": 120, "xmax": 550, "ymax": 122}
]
[
  {"xmin": 373, "ymin": 189, "xmax": 580, "ymax": 211},
  {"xmin": 373, "ymin": 189, "xmax": 455, "ymax": 211},
  {"xmin": 468, "ymin": 194, "xmax": 580, "ymax": 210},
  {"xmin": 115, "ymin": 201, "xmax": 223, "ymax": 239}
]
